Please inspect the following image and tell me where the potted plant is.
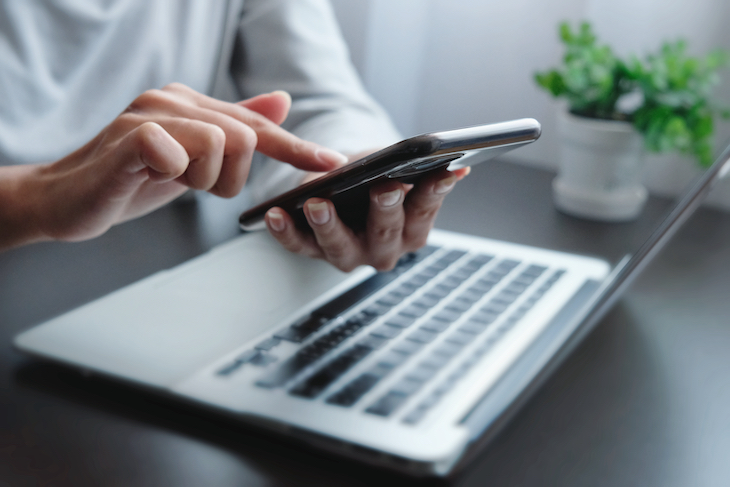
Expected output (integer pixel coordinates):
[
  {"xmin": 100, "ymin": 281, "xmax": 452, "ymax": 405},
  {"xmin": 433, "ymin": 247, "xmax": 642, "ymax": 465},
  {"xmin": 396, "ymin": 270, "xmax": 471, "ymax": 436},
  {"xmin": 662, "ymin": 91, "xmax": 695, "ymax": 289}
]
[{"xmin": 535, "ymin": 21, "xmax": 728, "ymax": 221}]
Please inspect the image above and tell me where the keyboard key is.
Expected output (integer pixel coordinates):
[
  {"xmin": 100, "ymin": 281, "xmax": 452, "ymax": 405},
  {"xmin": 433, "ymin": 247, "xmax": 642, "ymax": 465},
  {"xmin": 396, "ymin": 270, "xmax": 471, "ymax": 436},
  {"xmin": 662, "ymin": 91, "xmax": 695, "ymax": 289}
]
[
  {"xmin": 445, "ymin": 330, "xmax": 475, "ymax": 345},
  {"xmin": 362, "ymin": 302, "xmax": 391, "ymax": 317},
  {"xmin": 400, "ymin": 304, "xmax": 429, "ymax": 318},
  {"xmin": 290, "ymin": 344, "xmax": 374, "ymax": 398},
  {"xmin": 404, "ymin": 365, "xmax": 438, "ymax": 383},
  {"xmin": 470, "ymin": 254, "xmax": 494, "ymax": 266},
  {"xmin": 376, "ymin": 294, "xmax": 403, "ymax": 307},
  {"xmin": 315, "ymin": 272, "xmax": 400, "ymax": 319},
  {"xmin": 433, "ymin": 309, "xmax": 462, "ymax": 323},
  {"xmin": 445, "ymin": 298, "xmax": 473, "ymax": 313},
  {"xmin": 385, "ymin": 314, "xmax": 416, "ymax": 328},
  {"xmin": 426, "ymin": 285, "xmax": 451, "ymax": 299},
  {"xmin": 249, "ymin": 351, "xmax": 278, "ymax": 366},
  {"xmin": 394, "ymin": 284, "xmax": 419, "ymax": 298},
  {"xmin": 522, "ymin": 264, "xmax": 547, "ymax": 277},
  {"xmin": 432, "ymin": 341, "xmax": 463, "ymax": 358},
  {"xmin": 460, "ymin": 288, "xmax": 485, "ymax": 302},
  {"xmin": 481, "ymin": 301, "xmax": 509, "ymax": 314},
  {"xmin": 358, "ymin": 335, "xmax": 388, "ymax": 349},
  {"xmin": 459, "ymin": 320, "xmax": 489, "ymax": 334},
  {"xmin": 503, "ymin": 281, "xmax": 529, "ymax": 294},
  {"xmin": 366, "ymin": 391, "xmax": 409, "ymax": 417},
  {"xmin": 441, "ymin": 276, "xmax": 465, "ymax": 289},
  {"xmin": 377, "ymin": 350, "xmax": 409, "ymax": 368},
  {"xmin": 469, "ymin": 309, "xmax": 499, "ymax": 324},
  {"xmin": 419, "ymin": 266, "xmax": 440, "ymax": 278},
  {"xmin": 257, "ymin": 320, "xmax": 367, "ymax": 388},
  {"xmin": 371, "ymin": 324, "xmax": 403, "ymax": 339},
  {"xmin": 412, "ymin": 294, "xmax": 440, "ymax": 309},
  {"xmin": 391, "ymin": 340, "xmax": 424, "ymax": 355},
  {"xmin": 469, "ymin": 281, "xmax": 493, "ymax": 294},
  {"xmin": 492, "ymin": 294, "xmax": 517, "ymax": 306},
  {"xmin": 255, "ymin": 337, "xmax": 281, "ymax": 351},
  {"xmin": 495, "ymin": 259, "xmax": 521, "ymax": 271},
  {"xmin": 390, "ymin": 377, "xmax": 424, "ymax": 396},
  {"xmin": 407, "ymin": 329, "xmax": 439, "ymax": 344},
  {"xmin": 406, "ymin": 273, "xmax": 431, "ymax": 287},
  {"xmin": 216, "ymin": 350, "xmax": 257, "ymax": 376},
  {"xmin": 274, "ymin": 314, "xmax": 331, "ymax": 343},
  {"xmin": 442, "ymin": 249, "xmax": 467, "ymax": 262},
  {"xmin": 420, "ymin": 319, "xmax": 450, "ymax": 333},
  {"xmin": 419, "ymin": 353, "xmax": 451, "ymax": 370},
  {"xmin": 451, "ymin": 267, "xmax": 474, "ymax": 280},
  {"xmin": 326, "ymin": 373, "xmax": 381, "ymax": 407}
]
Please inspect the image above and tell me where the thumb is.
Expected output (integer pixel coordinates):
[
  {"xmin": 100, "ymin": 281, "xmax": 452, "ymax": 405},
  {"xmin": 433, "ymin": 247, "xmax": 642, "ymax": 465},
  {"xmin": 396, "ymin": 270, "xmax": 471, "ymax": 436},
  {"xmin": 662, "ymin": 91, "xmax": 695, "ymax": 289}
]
[{"xmin": 238, "ymin": 91, "xmax": 292, "ymax": 125}]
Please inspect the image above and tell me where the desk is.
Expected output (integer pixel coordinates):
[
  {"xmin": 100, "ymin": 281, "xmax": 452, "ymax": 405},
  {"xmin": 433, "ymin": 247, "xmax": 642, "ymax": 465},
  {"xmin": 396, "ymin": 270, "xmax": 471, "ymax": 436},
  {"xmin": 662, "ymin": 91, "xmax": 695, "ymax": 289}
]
[{"xmin": 2, "ymin": 161, "xmax": 730, "ymax": 486}]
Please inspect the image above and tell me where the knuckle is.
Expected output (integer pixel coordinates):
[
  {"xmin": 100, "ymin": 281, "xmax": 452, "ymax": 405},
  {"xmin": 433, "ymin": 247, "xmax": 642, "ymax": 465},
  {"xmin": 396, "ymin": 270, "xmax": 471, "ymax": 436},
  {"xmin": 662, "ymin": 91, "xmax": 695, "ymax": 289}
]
[
  {"xmin": 228, "ymin": 123, "xmax": 257, "ymax": 155},
  {"xmin": 321, "ymin": 241, "xmax": 349, "ymax": 262},
  {"xmin": 125, "ymin": 89, "xmax": 168, "ymax": 114},
  {"xmin": 110, "ymin": 111, "xmax": 143, "ymax": 133},
  {"xmin": 370, "ymin": 224, "xmax": 402, "ymax": 243},
  {"xmin": 162, "ymin": 82, "xmax": 188, "ymax": 93},
  {"xmin": 410, "ymin": 205, "xmax": 440, "ymax": 222},
  {"xmin": 201, "ymin": 122, "xmax": 226, "ymax": 151},
  {"xmin": 285, "ymin": 137, "xmax": 309, "ymax": 161},
  {"xmin": 131, "ymin": 121, "xmax": 163, "ymax": 148}
]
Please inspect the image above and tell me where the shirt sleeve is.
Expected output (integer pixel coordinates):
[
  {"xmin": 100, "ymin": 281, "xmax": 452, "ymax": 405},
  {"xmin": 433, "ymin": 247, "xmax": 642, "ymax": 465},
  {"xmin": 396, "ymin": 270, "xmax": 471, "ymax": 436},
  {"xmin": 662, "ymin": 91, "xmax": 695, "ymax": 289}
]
[{"xmin": 230, "ymin": 0, "xmax": 402, "ymax": 203}]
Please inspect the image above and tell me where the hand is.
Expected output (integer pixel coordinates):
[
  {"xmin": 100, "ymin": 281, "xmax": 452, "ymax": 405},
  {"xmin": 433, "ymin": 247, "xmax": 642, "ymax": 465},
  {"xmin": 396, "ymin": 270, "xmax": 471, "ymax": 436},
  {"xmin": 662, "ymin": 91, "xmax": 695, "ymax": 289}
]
[
  {"xmin": 264, "ymin": 166, "xmax": 470, "ymax": 272},
  {"xmin": 0, "ymin": 84, "xmax": 345, "ymax": 249}
]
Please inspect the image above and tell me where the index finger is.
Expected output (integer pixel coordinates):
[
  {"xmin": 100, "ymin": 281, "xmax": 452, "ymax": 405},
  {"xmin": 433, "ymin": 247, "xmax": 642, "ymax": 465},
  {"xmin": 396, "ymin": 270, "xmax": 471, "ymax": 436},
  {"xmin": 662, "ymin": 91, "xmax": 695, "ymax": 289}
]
[{"xmin": 163, "ymin": 84, "xmax": 346, "ymax": 172}]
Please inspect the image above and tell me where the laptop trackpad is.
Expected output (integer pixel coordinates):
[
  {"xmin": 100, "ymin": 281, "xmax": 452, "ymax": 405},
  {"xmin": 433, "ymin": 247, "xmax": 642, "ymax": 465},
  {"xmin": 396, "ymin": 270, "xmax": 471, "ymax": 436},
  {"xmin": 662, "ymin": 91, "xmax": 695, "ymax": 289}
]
[{"xmin": 14, "ymin": 232, "xmax": 359, "ymax": 388}]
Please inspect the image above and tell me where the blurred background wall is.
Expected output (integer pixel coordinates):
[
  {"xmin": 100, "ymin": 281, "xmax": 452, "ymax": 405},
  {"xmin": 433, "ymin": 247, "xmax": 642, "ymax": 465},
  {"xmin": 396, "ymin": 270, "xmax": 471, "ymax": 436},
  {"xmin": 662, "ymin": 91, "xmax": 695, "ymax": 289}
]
[{"xmin": 330, "ymin": 0, "xmax": 730, "ymax": 208}]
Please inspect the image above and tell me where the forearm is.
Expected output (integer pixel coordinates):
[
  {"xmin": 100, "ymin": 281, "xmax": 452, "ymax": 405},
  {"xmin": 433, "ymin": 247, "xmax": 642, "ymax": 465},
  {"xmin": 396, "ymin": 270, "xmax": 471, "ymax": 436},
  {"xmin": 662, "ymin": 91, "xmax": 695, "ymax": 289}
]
[
  {"xmin": 0, "ymin": 164, "xmax": 49, "ymax": 251},
  {"xmin": 235, "ymin": 0, "xmax": 401, "ymax": 204}
]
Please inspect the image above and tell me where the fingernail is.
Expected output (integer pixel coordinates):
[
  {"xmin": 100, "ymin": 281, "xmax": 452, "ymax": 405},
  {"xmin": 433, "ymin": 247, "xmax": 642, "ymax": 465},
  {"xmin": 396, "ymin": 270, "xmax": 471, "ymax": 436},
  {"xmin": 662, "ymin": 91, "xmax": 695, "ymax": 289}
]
[
  {"xmin": 270, "ymin": 90, "xmax": 291, "ymax": 105},
  {"xmin": 315, "ymin": 148, "xmax": 349, "ymax": 167},
  {"xmin": 267, "ymin": 210, "xmax": 286, "ymax": 232},
  {"xmin": 307, "ymin": 201, "xmax": 331, "ymax": 225},
  {"xmin": 435, "ymin": 175, "xmax": 457, "ymax": 194},
  {"xmin": 377, "ymin": 188, "xmax": 403, "ymax": 207}
]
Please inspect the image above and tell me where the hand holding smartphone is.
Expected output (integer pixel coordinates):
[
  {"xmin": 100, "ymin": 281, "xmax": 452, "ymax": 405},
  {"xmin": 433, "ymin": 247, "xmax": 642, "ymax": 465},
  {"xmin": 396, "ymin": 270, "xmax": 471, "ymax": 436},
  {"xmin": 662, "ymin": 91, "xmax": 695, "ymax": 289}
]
[{"xmin": 239, "ymin": 118, "xmax": 541, "ymax": 231}]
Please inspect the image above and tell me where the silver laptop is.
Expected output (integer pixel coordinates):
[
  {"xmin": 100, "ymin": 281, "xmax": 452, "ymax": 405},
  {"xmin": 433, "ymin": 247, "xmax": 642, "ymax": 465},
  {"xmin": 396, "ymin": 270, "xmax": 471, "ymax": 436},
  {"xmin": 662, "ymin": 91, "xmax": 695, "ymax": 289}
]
[{"xmin": 14, "ymin": 145, "xmax": 730, "ymax": 476}]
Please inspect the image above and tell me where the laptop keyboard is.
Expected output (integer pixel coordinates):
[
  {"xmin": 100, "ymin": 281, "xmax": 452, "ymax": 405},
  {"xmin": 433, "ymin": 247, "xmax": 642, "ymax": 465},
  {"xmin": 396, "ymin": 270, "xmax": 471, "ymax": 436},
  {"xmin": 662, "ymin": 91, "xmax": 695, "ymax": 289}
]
[{"xmin": 216, "ymin": 244, "xmax": 565, "ymax": 425}]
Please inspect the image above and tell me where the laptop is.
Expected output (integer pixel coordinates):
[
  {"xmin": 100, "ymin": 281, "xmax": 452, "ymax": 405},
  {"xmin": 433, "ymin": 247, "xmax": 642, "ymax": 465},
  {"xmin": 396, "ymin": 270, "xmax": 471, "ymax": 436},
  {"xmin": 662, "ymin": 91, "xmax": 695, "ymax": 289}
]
[{"xmin": 14, "ymin": 144, "xmax": 730, "ymax": 477}]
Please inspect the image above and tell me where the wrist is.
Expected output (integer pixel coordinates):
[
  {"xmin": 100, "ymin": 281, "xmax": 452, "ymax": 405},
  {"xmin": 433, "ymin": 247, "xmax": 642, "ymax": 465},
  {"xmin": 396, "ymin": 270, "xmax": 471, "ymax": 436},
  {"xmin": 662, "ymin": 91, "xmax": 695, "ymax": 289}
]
[{"xmin": 0, "ymin": 164, "xmax": 52, "ymax": 250}]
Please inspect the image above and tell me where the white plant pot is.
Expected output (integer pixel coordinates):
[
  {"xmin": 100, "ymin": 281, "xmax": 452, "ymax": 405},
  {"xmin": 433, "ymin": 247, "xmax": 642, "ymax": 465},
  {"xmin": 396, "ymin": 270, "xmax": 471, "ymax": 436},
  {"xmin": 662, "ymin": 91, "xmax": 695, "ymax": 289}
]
[{"xmin": 552, "ymin": 111, "xmax": 648, "ymax": 221}]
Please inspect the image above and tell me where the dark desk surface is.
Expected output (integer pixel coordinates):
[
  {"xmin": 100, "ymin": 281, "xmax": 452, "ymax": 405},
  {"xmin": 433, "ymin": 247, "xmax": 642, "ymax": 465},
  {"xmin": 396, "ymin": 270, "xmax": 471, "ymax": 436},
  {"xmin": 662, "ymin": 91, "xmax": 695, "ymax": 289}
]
[{"xmin": 3, "ymin": 161, "xmax": 730, "ymax": 486}]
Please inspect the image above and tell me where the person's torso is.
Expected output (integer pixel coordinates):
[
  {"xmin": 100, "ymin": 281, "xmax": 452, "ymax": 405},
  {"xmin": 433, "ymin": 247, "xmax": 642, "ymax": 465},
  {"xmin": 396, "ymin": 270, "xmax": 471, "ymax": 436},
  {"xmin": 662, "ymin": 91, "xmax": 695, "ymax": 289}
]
[{"xmin": 0, "ymin": 0, "xmax": 232, "ymax": 164}]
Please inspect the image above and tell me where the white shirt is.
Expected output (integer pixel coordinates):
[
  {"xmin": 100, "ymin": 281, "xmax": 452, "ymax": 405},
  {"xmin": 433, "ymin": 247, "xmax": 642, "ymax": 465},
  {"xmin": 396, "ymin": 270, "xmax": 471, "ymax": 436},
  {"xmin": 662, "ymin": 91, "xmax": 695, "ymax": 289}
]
[{"xmin": 0, "ymin": 0, "xmax": 400, "ymax": 200}]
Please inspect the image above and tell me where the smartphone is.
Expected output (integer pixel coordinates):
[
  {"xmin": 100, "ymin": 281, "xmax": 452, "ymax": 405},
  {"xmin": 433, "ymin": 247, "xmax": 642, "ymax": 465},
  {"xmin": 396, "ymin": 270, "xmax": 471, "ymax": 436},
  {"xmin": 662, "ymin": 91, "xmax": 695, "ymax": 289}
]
[{"xmin": 239, "ymin": 118, "xmax": 541, "ymax": 231}]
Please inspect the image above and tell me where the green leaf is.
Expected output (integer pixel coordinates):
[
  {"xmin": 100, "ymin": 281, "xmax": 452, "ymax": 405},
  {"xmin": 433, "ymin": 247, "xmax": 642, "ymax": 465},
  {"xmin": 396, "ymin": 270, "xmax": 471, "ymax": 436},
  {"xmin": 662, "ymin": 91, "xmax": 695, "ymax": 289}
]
[{"xmin": 535, "ymin": 20, "xmax": 729, "ymax": 164}]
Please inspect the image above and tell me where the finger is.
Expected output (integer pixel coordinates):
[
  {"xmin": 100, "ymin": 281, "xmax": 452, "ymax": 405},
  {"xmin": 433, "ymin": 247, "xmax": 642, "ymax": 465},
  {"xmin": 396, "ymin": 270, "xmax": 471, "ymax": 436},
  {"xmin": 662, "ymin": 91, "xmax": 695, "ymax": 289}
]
[
  {"xmin": 118, "ymin": 121, "xmax": 189, "ymax": 182},
  {"xmin": 452, "ymin": 166, "xmax": 471, "ymax": 180},
  {"xmin": 126, "ymin": 91, "xmax": 257, "ymax": 197},
  {"xmin": 265, "ymin": 208, "xmax": 324, "ymax": 259},
  {"xmin": 304, "ymin": 198, "xmax": 363, "ymax": 272},
  {"xmin": 155, "ymin": 118, "xmax": 228, "ymax": 192},
  {"xmin": 158, "ymin": 84, "xmax": 347, "ymax": 172},
  {"xmin": 402, "ymin": 170, "xmax": 459, "ymax": 249},
  {"xmin": 238, "ymin": 91, "xmax": 291, "ymax": 125},
  {"xmin": 366, "ymin": 181, "xmax": 407, "ymax": 271}
]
